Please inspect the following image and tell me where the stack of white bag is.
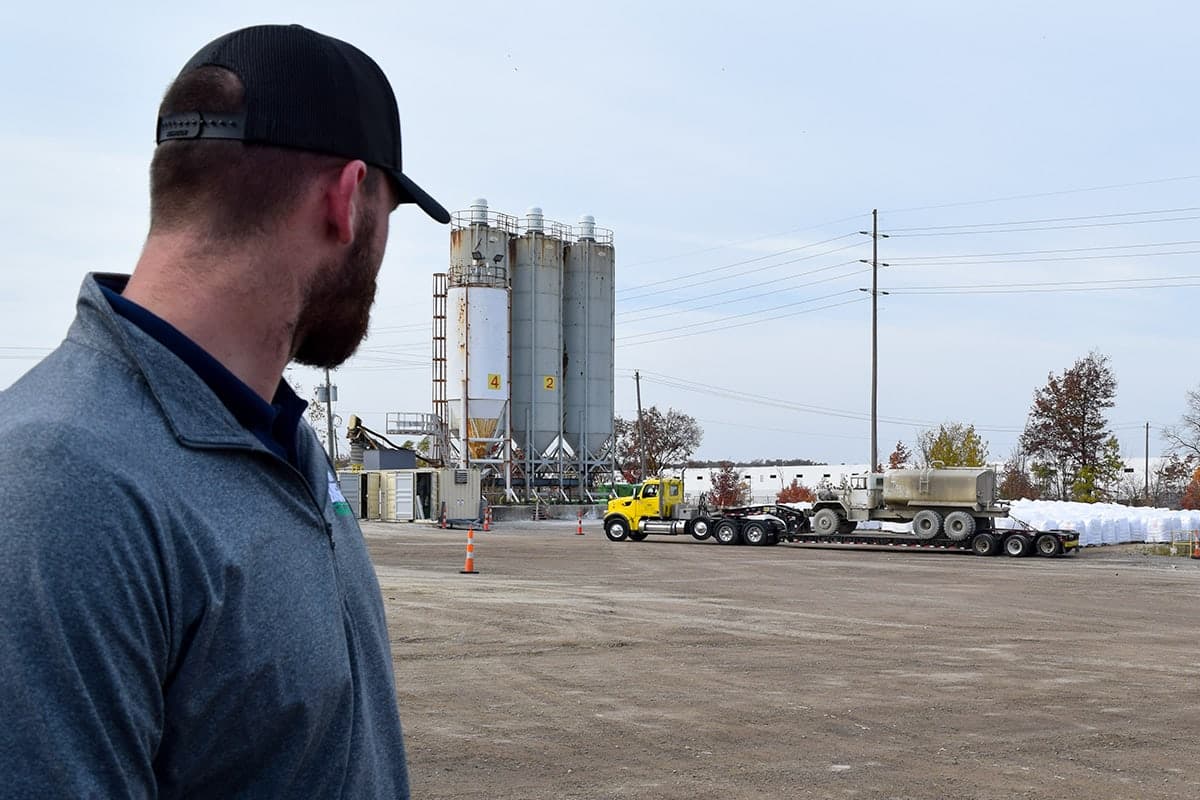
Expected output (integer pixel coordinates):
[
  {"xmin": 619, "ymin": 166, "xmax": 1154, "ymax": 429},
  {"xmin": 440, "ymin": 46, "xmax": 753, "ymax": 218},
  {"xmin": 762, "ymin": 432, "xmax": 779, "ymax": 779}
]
[{"xmin": 1006, "ymin": 499, "xmax": 1197, "ymax": 546}]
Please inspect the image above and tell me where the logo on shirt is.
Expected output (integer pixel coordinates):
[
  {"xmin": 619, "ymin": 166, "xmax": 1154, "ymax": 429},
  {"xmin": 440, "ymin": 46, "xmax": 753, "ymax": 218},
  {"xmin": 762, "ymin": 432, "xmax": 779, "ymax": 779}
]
[{"xmin": 328, "ymin": 472, "xmax": 353, "ymax": 517}]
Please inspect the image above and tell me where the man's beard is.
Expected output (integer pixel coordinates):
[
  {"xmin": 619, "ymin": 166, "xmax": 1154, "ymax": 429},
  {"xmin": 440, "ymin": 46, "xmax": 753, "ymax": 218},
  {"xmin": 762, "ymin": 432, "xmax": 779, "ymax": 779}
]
[{"xmin": 292, "ymin": 207, "xmax": 382, "ymax": 369}]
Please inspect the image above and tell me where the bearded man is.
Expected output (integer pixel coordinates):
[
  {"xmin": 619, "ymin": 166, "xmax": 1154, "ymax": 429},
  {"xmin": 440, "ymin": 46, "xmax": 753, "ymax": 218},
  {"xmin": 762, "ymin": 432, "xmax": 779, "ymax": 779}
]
[{"xmin": 0, "ymin": 24, "xmax": 449, "ymax": 799}]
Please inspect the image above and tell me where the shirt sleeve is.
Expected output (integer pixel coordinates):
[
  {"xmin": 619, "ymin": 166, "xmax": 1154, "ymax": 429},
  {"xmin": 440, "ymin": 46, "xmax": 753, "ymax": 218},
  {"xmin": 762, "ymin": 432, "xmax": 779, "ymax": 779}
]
[{"xmin": 0, "ymin": 434, "xmax": 171, "ymax": 799}]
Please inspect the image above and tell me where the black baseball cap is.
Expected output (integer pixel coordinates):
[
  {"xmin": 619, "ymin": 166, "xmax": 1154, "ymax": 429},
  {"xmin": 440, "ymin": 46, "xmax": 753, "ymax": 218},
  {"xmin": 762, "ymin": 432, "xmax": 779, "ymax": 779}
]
[{"xmin": 157, "ymin": 24, "xmax": 450, "ymax": 224}]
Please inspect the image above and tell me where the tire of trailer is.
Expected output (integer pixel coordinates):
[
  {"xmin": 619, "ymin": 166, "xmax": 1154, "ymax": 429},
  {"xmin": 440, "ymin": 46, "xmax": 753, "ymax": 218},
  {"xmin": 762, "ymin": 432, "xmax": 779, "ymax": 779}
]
[
  {"xmin": 911, "ymin": 509, "xmax": 943, "ymax": 540},
  {"xmin": 1034, "ymin": 533, "xmax": 1062, "ymax": 557},
  {"xmin": 604, "ymin": 517, "xmax": 629, "ymax": 542},
  {"xmin": 742, "ymin": 522, "xmax": 767, "ymax": 546},
  {"xmin": 628, "ymin": 530, "xmax": 648, "ymax": 542},
  {"xmin": 812, "ymin": 508, "xmax": 841, "ymax": 536},
  {"xmin": 714, "ymin": 520, "xmax": 740, "ymax": 545},
  {"xmin": 971, "ymin": 532, "xmax": 999, "ymax": 556},
  {"xmin": 687, "ymin": 517, "xmax": 712, "ymax": 541},
  {"xmin": 943, "ymin": 511, "xmax": 976, "ymax": 542},
  {"xmin": 1003, "ymin": 534, "xmax": 1031, "ymax": 557}
]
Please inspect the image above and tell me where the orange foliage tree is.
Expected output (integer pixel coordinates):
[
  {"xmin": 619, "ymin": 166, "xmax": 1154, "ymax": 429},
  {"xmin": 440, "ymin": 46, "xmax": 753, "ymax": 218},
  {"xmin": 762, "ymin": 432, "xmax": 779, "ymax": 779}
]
[
  {"xmin": 1182, "ymin": 467, "xmax": 1200, "ymax": 510},
  {"xmin": 777, "ymin": 479, "xmax": 816, "ymax": 503}
]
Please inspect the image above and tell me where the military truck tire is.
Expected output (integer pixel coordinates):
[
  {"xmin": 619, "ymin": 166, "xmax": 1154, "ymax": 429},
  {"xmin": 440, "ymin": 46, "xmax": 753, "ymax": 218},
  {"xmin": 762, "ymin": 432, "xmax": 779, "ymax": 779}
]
[
  {"xmin": 628, "ymin": 530, "xmax": 648, "ymax": 542},
  {"xmin": 1035, "ymin": 533, "xmax": 1062, "ymax": 556},
  {"xmin": 912, "ymin": 509, "xmax": 943, "ymax": 540},
  {"xmin": 812, "ymin": 508, "xmax": 841, "ymax": 536},
  {"xmin": 943, "ymin": 511, "xmax": 976, "ymax": 541},
  {"xmin": 714, "ymin": 520, "xmax": 740, "ymax": 545},
  {"xmin": 742, "ymin": 522, "xmax": 767, "ymax": 545},
  {"xmin": 971, "ymin": 532, "xmax": 998, "ymax": 556},
  {"xmin": 687, "ymin": 517, "xmax": 712, "ymax": 540},
  {"xmin": 1003, "ymin": 534, "xmax": 1031, "ymax": 557},
  {"xmin": 604, "ymin": 517, "xmax": 629, "ymax": 542}
]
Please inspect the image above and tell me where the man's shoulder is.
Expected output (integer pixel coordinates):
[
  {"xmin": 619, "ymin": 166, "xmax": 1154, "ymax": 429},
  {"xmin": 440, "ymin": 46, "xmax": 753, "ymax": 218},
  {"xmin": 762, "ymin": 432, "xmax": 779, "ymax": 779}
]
[{"xmin": 1, "ymin": 341, "xmax": 151, "ymax": 440}]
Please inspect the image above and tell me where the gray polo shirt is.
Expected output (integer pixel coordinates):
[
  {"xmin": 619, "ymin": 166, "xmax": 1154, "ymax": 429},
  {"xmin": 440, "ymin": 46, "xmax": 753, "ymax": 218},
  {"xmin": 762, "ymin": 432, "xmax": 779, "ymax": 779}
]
[{"xmin": 0, "ymin": 274, "xmax": 410, "ymax": 798}]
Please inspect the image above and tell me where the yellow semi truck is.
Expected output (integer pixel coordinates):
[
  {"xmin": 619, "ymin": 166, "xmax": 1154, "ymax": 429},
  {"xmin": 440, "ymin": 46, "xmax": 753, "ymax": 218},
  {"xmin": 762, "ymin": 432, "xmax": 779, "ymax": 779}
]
[{"xmin": 603, "ymin": 468, "xmax": 1078, "ymax": 557}]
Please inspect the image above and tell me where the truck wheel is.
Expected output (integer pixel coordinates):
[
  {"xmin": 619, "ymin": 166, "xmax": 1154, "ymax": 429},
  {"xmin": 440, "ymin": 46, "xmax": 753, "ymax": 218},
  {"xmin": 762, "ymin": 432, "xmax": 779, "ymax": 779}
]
[
  {"xmin": 742, "ymin": 522, "xmax": 767, "ymax": 545},
  {"xmin": 971, "ymin": 532, "xmax": 998, "ymax": 556},
  {"xmin": 911, "ymin": 509, "xmax": 942, "ymax": 540},
  {"xmin": 812, "ymin": 508, "xmax": 841, "ymax": 536},
  {"xmin": 687, "ymin": 517, "xmax": 712, "ymax": 541},
  {"xmin": 1003, "ymin": 534, "xmax": 1031, "ymax": 557},
  {"xmin": 1034, "ymin": 533, "xmax": 1062, "ymax": 556},
  {"xmin": 628, "ymin": 530, "xmax": 648, "ymax": 542},
  {"xmin": 604, "ymin": 517, "xmax": 629, "ymax": 542},
  {"xmin": 943, "ymin": 511, "xmax": 976, "ymax": 542},
  {"xmin": 714, "ymin": 520, "xmax": 740, "ymax": 545}
]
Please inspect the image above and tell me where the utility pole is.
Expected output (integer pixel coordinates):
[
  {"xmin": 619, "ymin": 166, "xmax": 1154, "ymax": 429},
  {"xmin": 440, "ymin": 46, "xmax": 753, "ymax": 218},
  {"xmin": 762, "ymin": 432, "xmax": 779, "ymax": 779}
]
[
  {"xmin": 324, "ymin": 368, "xmax": 336, "ymax": 463},
  {"xmin": 859, "ymin": 210, "xmax": 889, "ymax": 472},
  {"xmin": 634, "ymin": 370, "xmax": 647, "ymax": 481},
  {"xmin": 1145, "ymin": 421, "xmax": 1150, "ymax": 504}
]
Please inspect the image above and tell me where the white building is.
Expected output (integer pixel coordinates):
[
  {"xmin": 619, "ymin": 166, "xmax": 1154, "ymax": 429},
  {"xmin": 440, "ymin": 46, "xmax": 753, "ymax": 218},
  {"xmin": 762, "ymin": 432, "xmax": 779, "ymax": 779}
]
[{"xmin": 670, "ymin": 463, "xmax": 871, "ymax": 505}]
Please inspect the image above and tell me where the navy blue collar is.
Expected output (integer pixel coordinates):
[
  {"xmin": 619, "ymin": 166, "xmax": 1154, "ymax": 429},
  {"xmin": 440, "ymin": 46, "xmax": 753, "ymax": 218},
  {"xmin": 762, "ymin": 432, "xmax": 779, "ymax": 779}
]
[{"xmin": 97, "ymin": 277, "xmax": 308, "ymax": 466}]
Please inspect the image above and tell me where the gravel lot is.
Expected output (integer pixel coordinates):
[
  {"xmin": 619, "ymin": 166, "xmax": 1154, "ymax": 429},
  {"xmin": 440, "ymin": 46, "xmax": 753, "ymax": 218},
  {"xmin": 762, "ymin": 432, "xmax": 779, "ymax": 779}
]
[{"xmin": 365, "ymin": 520, "xmax": 1200, "ymax": 800}]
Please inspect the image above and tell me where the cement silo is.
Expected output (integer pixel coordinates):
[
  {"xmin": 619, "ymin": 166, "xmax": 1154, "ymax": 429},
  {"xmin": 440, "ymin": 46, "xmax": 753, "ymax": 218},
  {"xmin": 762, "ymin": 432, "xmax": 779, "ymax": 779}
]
[
  {"xmin": 446, "ymin": 199, "xmax": 513, "ymax": 463},
  {"xmin": 562, "ymin": 215, "xmax": 615, "ymax": 476},
  {"xmin": 510, "ymin": 208, "xmax": 567, "ymax": 466}
]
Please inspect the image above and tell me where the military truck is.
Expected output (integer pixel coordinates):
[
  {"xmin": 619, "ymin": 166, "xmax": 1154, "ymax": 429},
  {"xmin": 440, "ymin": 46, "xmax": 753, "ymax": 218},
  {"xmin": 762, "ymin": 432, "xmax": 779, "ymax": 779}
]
[{"xmin": 603, "ymin": 467, "xmax": 1078, "ymax": 557}]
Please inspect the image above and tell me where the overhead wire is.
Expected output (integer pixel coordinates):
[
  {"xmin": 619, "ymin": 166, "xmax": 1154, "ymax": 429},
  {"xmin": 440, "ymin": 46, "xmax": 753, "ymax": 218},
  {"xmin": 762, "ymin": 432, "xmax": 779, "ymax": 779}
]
[
  {"xmin": 619, "ymin": 238, "xmax": 868, "ymax": 305},
  {"xmin": 885, "ymin": 206, "xmax": 1200, "ymax": 233},
  {"xmin": 617, "ymin": 290, "xmax": 865, "ymax": 344},
  {"xmin": 880, "ymin": 174, "xmax": 1200, "ymax": 215},
  {"xmin": 884, "ymin": 214, "xmax": 1200, "ymax": 237},
  {"xmin": 617, "ymin": 233, "xmax": 861, "ymax": 298},
  {"xmin": 620, "ymin": 212, "xmax": 864, "ymax": 269},
  {"xmin": 622, "ymin": 369, "xmax": 1025, "ymax": 432},
  {"xmin": 618, "ymin": 261, "xmax": 868, "ymax": 322}
]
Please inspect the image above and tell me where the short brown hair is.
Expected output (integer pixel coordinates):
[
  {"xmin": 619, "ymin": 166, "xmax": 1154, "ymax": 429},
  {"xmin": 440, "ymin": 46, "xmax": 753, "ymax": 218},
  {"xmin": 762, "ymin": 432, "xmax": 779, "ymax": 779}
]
[{"xmin": 149, "ymin": 66, "xmax": 380, "ymax": 240}]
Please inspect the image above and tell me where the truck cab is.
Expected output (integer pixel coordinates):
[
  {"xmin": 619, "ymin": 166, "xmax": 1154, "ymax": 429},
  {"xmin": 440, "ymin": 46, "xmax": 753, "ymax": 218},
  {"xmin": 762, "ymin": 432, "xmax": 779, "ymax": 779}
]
[{"xmin": 604, "ymin": 478, "xmax": 700, "ymax": 541}]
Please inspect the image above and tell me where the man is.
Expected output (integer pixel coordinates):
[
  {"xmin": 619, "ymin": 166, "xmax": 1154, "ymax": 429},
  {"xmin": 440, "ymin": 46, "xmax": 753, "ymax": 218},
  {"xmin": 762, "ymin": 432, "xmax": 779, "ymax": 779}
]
[{"xmin": 0, "ymin": 25, "xmax": 449, "ymax": 798}]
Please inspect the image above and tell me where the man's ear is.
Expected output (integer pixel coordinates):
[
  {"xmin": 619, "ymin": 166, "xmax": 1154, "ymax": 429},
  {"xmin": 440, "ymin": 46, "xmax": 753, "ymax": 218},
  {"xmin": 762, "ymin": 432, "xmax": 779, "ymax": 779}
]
[{"xmin": 327, "ymin": 160, "xmax": 368, "ymax": 245}]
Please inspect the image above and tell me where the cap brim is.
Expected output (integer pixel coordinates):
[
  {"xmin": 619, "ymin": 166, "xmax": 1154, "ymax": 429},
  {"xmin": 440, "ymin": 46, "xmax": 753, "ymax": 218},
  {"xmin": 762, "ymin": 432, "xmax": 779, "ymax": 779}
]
[{"xmin": 388, "ymin": 170, "xmax": 451, "ymax": 224}]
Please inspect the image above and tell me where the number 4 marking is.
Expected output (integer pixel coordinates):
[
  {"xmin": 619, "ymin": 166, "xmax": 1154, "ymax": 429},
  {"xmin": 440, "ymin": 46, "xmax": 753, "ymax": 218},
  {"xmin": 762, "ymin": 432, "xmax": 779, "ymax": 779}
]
[{"xmin": 487, "ymin": 373, "xmax": 501, "ymax": 390}]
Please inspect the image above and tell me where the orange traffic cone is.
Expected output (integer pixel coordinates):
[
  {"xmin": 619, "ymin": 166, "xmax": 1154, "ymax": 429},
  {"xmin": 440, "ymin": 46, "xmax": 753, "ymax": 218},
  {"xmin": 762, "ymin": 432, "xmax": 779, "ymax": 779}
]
[
  {"xmin": 576, "ymin": 511, "xmax": 585, "ymax": 536},
  {"xmin": 460, "ymin": 527, "xmax": 479, "ymax": 574},
  {"xmin": 483, "ymin": 506, "xmax": 492, "ymax": 532}
]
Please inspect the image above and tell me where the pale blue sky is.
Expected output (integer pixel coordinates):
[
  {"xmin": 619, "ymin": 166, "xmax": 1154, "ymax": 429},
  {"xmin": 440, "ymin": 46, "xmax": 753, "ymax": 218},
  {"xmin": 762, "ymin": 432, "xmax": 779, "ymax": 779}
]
[{"xmin": 1, "ymin": 0, "xmax": 1196, "ymax": 464}]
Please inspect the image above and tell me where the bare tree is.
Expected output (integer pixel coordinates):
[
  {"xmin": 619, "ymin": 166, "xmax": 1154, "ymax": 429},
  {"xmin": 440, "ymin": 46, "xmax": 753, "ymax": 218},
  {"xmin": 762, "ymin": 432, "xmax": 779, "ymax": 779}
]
[
  {"xmin": 612, "ymin": 406, "xmax": 702, "ymax": 480},
  {"xmin": 1162, "ymin": 385, "xmax": 1200, "ymax": 462}
]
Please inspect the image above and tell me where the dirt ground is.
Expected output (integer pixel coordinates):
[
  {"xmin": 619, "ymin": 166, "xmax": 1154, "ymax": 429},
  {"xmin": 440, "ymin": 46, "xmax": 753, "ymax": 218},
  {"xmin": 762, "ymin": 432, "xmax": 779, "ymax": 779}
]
[{"xmin": 364, "ymin": 520, "xmax": 1200, "ymax": 800}]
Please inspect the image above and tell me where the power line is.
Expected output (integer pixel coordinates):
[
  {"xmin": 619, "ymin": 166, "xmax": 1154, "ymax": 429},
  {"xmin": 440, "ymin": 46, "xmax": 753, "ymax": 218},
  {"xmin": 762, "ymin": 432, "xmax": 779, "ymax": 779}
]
[
  {"xmin": 885, "ymin": 214, "xmax": 1200, "ymax": 237},
  {"xmin": 618, "ymin": 289, "xmax": 861, "ymax": 343},
  {"xmin": 889, "ymin": 281, "xmax": 1200, "ymax": 296},
  {"xmin": 622, "ymin": 369, "xmax": 1026, "ymax": 432},
  {"xmin": 620, "ymin": 212, "xmax": 864, "ymax": 269},
  {"xmin": 881, "ymin": 174, "xmax": 1200, "ymax": 215},
  {"xmin": 618, "ymin": 233, "xmax": 861, "ymax": 298},
  {"xmin": 885, "ymin": 206, "xmax": 1200, "ymax": 233},
  {"xmin": 888, "ymin": 249, "xmax": 1200, "ymax": 269},
  {"xmin": 888, "ymin": 274, "xmax": 1200, "ymax": 293},
  {"xmin": 618, "ymin": 262, "xmax": 867, "ymax": 322},
  {"xmin": 619, "ymin": 239, "xmax": 868, "ymax": 305},
  {"xmin": 885, "ymin": 239, "xmax": 1200, "ymax": 261}
]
